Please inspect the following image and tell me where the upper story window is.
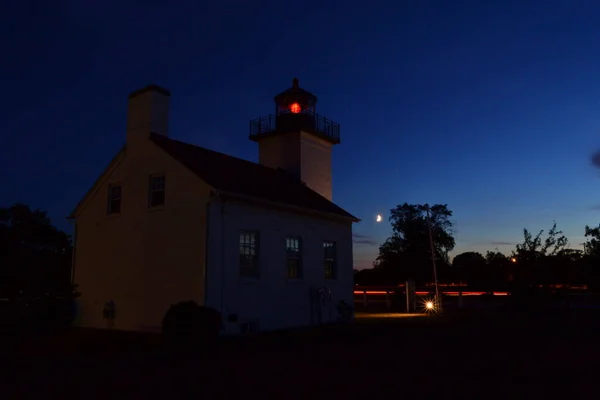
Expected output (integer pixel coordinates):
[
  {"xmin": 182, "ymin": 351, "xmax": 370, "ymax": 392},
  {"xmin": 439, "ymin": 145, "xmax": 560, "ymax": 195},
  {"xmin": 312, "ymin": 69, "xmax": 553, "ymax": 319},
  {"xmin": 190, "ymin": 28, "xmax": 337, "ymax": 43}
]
[
  {"xmin": 240, "ymin": 231, "xmax": 260, "ymax": 279},
  {"xmin": 107, "ymin": 184, "xmax": 122, "ymax": 215},
  {"xmin": 286, "ymin": 237, "xmax": 302, "ymax": 279},
  {"xmin": 323, "ymin": 241, "xmax": 337, "ymax": 280},
  {"xmin": 148, "ymin": 175, "xmax": 165, "ymax": 208}
]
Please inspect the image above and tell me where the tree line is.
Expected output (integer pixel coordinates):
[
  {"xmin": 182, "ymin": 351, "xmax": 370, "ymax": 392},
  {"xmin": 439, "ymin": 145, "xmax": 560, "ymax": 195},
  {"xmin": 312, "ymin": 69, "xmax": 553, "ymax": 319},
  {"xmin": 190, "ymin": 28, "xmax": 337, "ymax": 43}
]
[
  {"xmin": 3, "ymin": 200, "xmax": 600, "ymax": 323},
  {"xmin": 355, "ymin": 203, "xmax": 600, "ymax": 291},
  {"xmin": 0, "ymin": 203, "xmax": 78, "ymax": 329}
]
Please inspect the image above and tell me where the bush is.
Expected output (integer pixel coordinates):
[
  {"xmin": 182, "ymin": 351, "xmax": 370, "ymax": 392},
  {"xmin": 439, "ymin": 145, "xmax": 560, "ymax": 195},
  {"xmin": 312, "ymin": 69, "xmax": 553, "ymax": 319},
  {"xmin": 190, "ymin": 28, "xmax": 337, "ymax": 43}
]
[
  {"xmin": 337, "ymin": 300, "xmax": 353, "ymax": 322},
  {"xmin": 161, "ymin": 301, "xmax": 221, "ymax": 352},
  {"xmin": 0, "ymin": 287, "xmax": 79, "ymax": 333},
  {"xmin": 28, "ymin": 297, "xmax": 77, "ymax": 329}
]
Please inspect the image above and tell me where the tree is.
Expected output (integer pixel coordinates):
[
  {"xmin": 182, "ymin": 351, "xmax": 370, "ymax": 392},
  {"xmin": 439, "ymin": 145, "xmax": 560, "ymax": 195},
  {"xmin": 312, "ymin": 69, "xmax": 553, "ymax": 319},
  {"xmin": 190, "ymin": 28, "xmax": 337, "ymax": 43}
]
[
  {"xmin": 556, "ymin": 248, "xmax": 583, "ymax": 261},
  {"xmin": 512, "ymin": 222, "xmax": 568, "ymax": 287},
  {"xmin": 484, "ymin": 251, "xmax": 512, "ymax": 290},
  {"xmin": 451, "ymin": 251, "xmax": 511, "ymax": 290},
  {"xmin": 582, "ymin": 225, "xmax": 600, "ymax": 289},
  {"xmin": 514, "ymin": 222, "xmax": 568, "ymax": 261},
  {"xmin": 453, "ymin": 251, "xmax": 486, "ymax": 269},
  {"xmin": 0, "ymin": 203, "xmax": 72, "ymax": 298},
  {"xmin": 584, "ymin": 224, "xmax": 600, "ymax": 257},
  {"xmin": 376, "ymin": 203, "xmax": 455, "ymax": 284},
  {"xmin": 452, "ymin": 251, "xmax": 486, "ymax": 286},
  {"xmin": 485, "ymin": 250, "xmax": 510, "ymax": 267},
  {"xmin": 0, "ymin": 204, "xmax": 79, "ymax": 330}
]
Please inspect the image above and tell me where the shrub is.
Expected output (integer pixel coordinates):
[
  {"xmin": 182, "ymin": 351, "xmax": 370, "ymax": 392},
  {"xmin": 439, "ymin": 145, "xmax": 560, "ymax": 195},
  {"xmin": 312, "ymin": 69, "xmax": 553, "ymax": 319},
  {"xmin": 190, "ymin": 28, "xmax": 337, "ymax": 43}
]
[
  {"xmin": 337, "ymin": 300, "xmax": 353, "ymax": 322},
  {"xmin": 161, "ymin": 301, "xmax": 221, "ymax": 352},
  {"xmin": 0, "ymin": 285, "xmax": 79, "ymax": 333}
]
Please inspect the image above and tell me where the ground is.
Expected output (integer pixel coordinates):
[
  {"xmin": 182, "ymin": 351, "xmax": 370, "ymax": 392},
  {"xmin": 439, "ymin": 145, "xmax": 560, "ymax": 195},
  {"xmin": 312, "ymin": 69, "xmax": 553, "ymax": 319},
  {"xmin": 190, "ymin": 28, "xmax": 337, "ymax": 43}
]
[{"xmin": 6, "ymin": 309, "xmax": 600, "ymax": 398}]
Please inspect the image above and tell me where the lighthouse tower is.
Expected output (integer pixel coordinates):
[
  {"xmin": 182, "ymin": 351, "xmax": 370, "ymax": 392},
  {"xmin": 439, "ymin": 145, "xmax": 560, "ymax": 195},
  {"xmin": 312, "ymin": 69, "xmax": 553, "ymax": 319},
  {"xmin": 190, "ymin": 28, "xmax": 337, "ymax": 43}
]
[{"xmin": 249, "ymin": 78, "xmax": 341, "ymax": 201}]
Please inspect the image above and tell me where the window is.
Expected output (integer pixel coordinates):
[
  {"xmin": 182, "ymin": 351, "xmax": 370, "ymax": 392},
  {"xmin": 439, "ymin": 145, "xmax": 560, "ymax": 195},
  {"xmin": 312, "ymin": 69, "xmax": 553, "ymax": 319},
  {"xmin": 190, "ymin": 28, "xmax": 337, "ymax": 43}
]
[
  {"xmin": 148, "ymin": 175, "xmax": 165, "ymax": 208},
  {"xmin": 107, "ymin": 185, "xmax": 121, "ymax": 214},
  {"xmin": 240, "ymin": 231, "xmax": 260, "ymax": 278},
  {"xmin": 286, "ymin": 237, "xmax": 302, "ymax": 279},
  {"xmin": 323, "ymin": 241, "xmax": 337, "ymax": 279}
]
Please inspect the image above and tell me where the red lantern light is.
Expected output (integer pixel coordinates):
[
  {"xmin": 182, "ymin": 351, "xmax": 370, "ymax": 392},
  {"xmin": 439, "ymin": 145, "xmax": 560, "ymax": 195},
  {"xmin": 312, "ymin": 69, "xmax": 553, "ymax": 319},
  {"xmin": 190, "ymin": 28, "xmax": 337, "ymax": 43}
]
[{"xmin": 290, "ymin": 103, "xmax": 301, "ymax": 114}]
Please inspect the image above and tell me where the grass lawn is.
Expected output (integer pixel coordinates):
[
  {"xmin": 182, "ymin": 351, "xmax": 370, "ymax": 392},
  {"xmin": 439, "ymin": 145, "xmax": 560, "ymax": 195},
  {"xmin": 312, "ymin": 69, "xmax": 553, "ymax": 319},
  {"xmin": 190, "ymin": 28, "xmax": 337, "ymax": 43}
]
[{"xmin": 6, "ymin": 309, "xmax": 600, "ymax": 398}]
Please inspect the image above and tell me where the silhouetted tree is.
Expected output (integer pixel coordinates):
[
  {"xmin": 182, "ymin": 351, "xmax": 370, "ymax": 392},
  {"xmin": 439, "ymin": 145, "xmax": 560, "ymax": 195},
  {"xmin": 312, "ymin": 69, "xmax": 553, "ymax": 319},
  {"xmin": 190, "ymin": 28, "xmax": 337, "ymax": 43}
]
[
  {"xmin": 484, "ymin": 250, "xmax": 512, "ymax": 290},
  {"xmin": 354, "ymin": 268, "xmax": 377, "ymax": 285},
  {"xmin": 553, "ymin": 248, "xmax": 584, "ymax": 287},
  {"xmin": 485, "ymin": 250, "xmax": 510, "ymax": 265},
  {"xmin": 452, "ymin": 251, "xmax": 486, "ymax": 287},
  {"xmin": 376, "ymin": 203, "xmax": 455, "ymax": 284},
  {"xmin": 0, "ymin": 204, "xmax": 72, "ymax": 297},
  {"xmin": 583, "ymin": 225, "xmax": 600, "ymax": 289},
  {"xmin": 584, "ymin": 224, "xmax": 600, "ymax": 257},
  {"xmin": 359, "ymin": 213, "xmax": 600, "ymax": 292},
  {"xmin": 512, "ymin": 222, "xmax": 568, "ymax": 287},
  {"xmin": 514, "ymin": 222, "xmax": 568, "ymax": 258},
  {"xmin": 0, "ymin": 204, "xmax": 77, "ymax": 329}
]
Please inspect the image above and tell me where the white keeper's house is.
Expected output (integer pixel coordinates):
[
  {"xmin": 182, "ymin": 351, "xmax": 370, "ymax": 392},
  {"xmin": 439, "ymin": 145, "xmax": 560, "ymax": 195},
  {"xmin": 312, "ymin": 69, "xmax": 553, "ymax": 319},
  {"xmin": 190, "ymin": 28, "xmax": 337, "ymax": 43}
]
[{"xmin": 69, "ymin": 78, "xmax": 359, "ymax": 334}]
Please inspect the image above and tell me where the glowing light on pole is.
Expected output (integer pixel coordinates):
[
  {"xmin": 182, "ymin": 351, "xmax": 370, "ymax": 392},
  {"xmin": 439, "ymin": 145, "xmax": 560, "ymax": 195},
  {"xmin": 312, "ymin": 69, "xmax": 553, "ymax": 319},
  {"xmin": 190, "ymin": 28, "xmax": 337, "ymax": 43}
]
[
  {"xmin": 425, "ymin": 204, "xmax": 442, "ymax": 313},
  {"xmin": 421, "ymin": 296, "xmax": 437, "ymax": 313}
]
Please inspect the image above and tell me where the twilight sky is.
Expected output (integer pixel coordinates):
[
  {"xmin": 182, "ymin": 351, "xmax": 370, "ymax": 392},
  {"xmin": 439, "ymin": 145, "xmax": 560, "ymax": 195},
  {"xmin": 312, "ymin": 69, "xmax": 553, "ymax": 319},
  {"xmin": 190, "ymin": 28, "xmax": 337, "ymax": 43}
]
[{"xmin": 2, "ymin": 0, "xmax": 600, "ymax": 270}]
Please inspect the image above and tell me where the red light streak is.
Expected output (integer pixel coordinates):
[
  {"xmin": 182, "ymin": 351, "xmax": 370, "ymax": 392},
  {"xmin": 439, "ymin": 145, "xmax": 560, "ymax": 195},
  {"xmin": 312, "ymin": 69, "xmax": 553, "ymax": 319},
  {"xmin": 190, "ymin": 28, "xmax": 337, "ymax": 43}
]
[{"xmin": 354, "ymin": 290, "xmax": 510, "ymax": 296}]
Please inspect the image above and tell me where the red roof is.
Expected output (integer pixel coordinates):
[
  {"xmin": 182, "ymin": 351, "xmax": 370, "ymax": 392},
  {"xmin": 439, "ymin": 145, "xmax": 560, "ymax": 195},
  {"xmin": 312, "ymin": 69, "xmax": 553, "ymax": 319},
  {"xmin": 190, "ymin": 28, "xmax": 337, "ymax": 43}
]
[{"xmin": 149, "ymin": 133, "xmax": 358, "ymax": 221}]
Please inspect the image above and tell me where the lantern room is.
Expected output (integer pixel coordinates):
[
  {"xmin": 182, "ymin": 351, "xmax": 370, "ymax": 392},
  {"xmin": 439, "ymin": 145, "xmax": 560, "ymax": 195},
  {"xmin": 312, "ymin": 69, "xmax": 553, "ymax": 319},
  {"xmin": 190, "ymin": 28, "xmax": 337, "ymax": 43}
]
[
  {"xmin": 249, "ymin": 78, "xmax": 340, "ymax": 145},
  {"xmin": 274, "ymin": 77, "xmax": 317, "ymax": 115}
]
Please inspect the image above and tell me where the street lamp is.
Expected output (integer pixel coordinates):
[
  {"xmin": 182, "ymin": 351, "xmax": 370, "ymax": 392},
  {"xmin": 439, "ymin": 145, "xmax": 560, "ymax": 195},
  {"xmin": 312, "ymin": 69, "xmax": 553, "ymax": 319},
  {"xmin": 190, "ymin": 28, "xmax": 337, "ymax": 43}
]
[{"xmin": 424, "ymin": 204, "xmax": 442, "ymax": 313}]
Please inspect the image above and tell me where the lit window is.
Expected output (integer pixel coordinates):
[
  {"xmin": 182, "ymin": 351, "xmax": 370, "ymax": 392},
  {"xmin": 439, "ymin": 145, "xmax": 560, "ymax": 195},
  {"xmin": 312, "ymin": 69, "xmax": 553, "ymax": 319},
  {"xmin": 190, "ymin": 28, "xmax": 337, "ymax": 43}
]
[
  {"xmin": 323, "ymin": 241, "xmax": 337, "ymax": 279},
  {"xmin": 148, "ymin": 175, "xmax": 165, "ymax": 208},
  {"xmin": 240, "ymin": 231, "xmax": 260, "ymax": 278},
  {"xmin": 107, "ymin": 185, "xmax": 121, "ymax": 215},
  {"xmin": 290, "ymin": 102, "xmax": 301, "ymax": 114},
  {"xmin": 286, "ymin": 237, "xmax": 302, "ymax": 279}
]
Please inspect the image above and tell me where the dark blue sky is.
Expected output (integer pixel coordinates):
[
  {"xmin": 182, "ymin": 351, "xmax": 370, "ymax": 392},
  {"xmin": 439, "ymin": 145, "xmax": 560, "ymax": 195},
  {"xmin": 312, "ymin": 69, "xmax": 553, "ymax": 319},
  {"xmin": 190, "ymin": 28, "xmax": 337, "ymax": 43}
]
[{"xmin": 2, "ymin": 0, "xmax": 600, "ymax": 269}]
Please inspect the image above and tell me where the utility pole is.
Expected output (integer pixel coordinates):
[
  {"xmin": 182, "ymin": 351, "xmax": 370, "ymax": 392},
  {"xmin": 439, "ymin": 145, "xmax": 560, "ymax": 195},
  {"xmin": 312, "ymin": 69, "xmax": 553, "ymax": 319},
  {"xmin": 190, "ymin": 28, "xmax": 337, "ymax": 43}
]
[{"xmin": 425, "ymin": 204, "xmax": 442, "ymax": 312}]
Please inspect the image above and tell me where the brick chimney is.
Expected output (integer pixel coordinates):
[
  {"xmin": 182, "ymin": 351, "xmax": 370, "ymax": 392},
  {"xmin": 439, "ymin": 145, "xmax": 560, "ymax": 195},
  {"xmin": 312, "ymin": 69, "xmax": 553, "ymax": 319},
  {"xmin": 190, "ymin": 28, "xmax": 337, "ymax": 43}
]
[{"xmin": 126, "ymin": 84, "xmax": 170, "ymax": 145}]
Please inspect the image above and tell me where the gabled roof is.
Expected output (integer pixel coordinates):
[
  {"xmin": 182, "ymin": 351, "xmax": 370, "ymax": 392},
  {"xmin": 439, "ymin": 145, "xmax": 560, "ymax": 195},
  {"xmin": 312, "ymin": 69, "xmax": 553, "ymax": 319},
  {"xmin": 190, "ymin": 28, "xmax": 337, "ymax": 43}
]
[
  {"xmin": 68, "ymin": 146, "xmax": 126, "ymax": 219},
  {"xmin": 149, "ymin": 133, "xmax": 359, "ymax": 222}
]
